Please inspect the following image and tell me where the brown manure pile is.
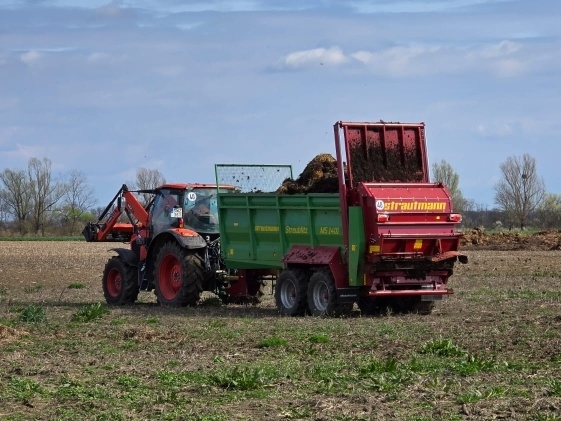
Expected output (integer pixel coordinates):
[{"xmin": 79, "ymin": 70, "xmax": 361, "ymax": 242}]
[{"xmin": 277, "ymin": 153, "xmax": 339, "ymax": 194}]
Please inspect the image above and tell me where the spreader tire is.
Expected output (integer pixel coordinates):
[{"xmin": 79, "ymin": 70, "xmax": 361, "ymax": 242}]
[
  {"xmin": 153, "ymin": 241, "xmax": 204, "ymax": 307},
  {"xmin": 307, "ymin": 270, "xmax": 352, "ymax": 317},
  {"xmin": 102, "ymin": 256, "xmax": 139, "ymax": 305},
  {"xmin": 275, "ymin": 269, "xmax": 308, "ymax": 316}
]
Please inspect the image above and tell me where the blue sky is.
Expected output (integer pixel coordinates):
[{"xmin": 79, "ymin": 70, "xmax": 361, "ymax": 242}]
[{"xmin": 1, "ymin": 0, "xmax": 560, "ymax": 208}]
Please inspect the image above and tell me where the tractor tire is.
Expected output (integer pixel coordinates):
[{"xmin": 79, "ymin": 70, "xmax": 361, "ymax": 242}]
[
  {"xmin": 275, "ymin": 269, "xmax": 308, "ymax": 316},
  {"xmin": 153, "ymin": 241, "xmax": 204, "ymax": 307},
  {"xmin": 307, "ymin": 270, "xmax": 352, "ymax": 317},
  {"xmin": 102, "ymin": 256, "xmax": 139, "ymax": 305}
]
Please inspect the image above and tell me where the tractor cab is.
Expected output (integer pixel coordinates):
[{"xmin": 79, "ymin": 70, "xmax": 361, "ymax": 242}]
[{"xmin": 150, "ymin": 184, "xmax": 234, "ymax": 238}]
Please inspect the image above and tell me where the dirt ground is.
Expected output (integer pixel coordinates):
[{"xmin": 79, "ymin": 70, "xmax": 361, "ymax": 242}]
[{"xmin": 1, "ymin": 239, "xmax": 561, "ymax": 420}]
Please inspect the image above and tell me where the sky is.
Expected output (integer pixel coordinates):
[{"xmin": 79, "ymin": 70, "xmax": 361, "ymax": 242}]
[{"xmin": 0, "ymin": 0, "xmax": 560, "ymax": 208}]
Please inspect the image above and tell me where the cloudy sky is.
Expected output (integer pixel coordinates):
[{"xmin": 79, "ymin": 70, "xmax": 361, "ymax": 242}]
[{"xmin": 1, "ymin": 0, "xmax": 560, "ymax": 208}]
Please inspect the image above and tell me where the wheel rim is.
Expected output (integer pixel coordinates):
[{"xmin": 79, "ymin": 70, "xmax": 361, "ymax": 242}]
[
  {"xmin": 159, "ymin": 253, "xmax": 182, "ymax": 300},
  {"xmin": 312, "ymin": 280, "xmax": 329, "ymax": 312},
  {"xmin": 280, "ymin": 278, "xmax": 297, "ymax": 309},
  {"xmin": 106, "ymin": 268, "xmax": 122, "ymax": 297}
]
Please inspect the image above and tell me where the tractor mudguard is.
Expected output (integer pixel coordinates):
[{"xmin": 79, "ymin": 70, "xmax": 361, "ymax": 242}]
[
  {"xmin": 109, "ymin": 248, "xmax": 138, "ymax": 267},
  {"xmin": 166, "ymin": 230, "xmax": 208, "ymax": 250}
]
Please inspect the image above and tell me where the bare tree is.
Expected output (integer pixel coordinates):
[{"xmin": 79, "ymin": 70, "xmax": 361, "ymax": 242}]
[
  {"xmin": 61, "ymin": 170, "xmax": 97, "ymax": 234},
  {"xmin": 494, "ymin": 153, "xmax": 545, "ymax": 230},
  {"xmin": 0, "ymin": 168, "xmax": 33, "ymax": 234},
  {"xmin": 27, "ymin": 157, "xmax": 65, "ymax": 235},
  {"xmin": 134, "ymin": 167, "xmax": 166, "ymax": 206},
  {"xmin": 431, "ymin": 159, "xmax": 468, "ymax": 212}
]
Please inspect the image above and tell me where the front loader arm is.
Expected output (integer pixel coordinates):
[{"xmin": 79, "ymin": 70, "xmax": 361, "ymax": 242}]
[{"xmin": 82, "ymin": 184, "xmax": 149, "ymax": 242}]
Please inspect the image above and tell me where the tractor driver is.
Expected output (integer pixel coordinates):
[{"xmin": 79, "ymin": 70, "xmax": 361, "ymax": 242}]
[{"xmin": 184, "ymin": 192, "xmax": 218, "ymax": 229}]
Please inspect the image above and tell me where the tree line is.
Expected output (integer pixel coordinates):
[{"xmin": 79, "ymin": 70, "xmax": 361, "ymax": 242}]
[
  {"xmin": 433, "ymin": 154, "xmax": 561, "ymax": 230},
  {"xmin": 0, "ymin": 159, "xmax": 164, "ymax": 236},
  {"xmin": 1, "ymin": 154, "xmax": 559, "ymax": 237}
]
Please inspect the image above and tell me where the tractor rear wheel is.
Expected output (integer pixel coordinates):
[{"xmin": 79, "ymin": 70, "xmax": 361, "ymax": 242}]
[
  {"xmin": 275, "ymin": 269, "xmax": 308, "ymax": 316},
  {"xmin": 307, "ymin": 270, "xmax": 352, "ymax": 317},
  {"xmin": 102, "ymin": 256, "xmax": 139, "ymax": 305},
  {"xmin": 153, "ymin": 241, "xmax": 204, "ymax": 307}
]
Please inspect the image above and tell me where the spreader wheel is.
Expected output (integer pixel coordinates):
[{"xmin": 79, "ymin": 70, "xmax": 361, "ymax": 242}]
[
  {"xmin": 275, "ymin": 269, "xmax": 308, "ymax": 316},
  {"xmin": 307, "ymin": 270, "xmax": 352, "ymax": 317},
  {"xmin": 153, "ymin": 241, "xmax": 204, "ymax": 307},
  {"xmin": 102, "ymin": 256, "xmax": 139, "ymax": 305}
]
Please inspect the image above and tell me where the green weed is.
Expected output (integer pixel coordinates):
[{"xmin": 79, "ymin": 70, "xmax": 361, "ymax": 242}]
[
  {"xmin": 456, "ymin": 386, "xmax": 506, "ymax": 404},
  {"xmin": 546, "ymin": 378, "xmax": 561, "ymax": 396},
  {"xmin": 23, "ymin": 284, "xmax": 43, "ymax": 294},
  {"xmin": 18, "ymin": 304, "xmax": 46, "ymax": 323},
  {"xmin": 145, "ymin": 316, "xmax": 160, "ymax": 325},
  {"xmin": 71, "ymin": 302, "xmax": 109, "ymax": 322},
  {"xmin": 450, "ymin": 354, "xmax": 507, "ymax": 375},
  {"xmin": 6, "ymin": 376, "xmax": 44, "ymax": 405},
  {"xmin": 257, "ymin": 336, "xmax": 288, "ymax": 348},
  {"xmin": 420, "ymin": 338, "xmax": 467, "ymax": 357},
  {"xmin": 67, "ymin": 282, "xmax": 85, "ymax": 289},
  {"xmin": 209, "ymin": 366, "xmax": 270, "ymax": 390}
]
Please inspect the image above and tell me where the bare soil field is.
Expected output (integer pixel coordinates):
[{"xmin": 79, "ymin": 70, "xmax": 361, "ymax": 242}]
[{"xmin": 1, "ymin": 239, "xmax": 561, "ymax": 421}]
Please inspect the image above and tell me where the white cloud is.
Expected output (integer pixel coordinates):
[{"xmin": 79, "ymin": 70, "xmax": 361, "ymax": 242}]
[
  {"xmin": 277, "ymin": 46, "xmax": 348, "ymax": 69},
  {"xmin": 476, "ymin": 121, "xmax": 515, "ymax": 137},
  {"xmin": 477, "ymin": 40, "xmax": 521, "ymax": 58},
  {"xmin": 352, "ymin": 44, "xmax": 441, "ymax": 76},
  {"xmin": 20, "ymin": 50, "xmax": 43, "ymax": 65},
  {"xmin": 273, "ymin": 39, "xmax": 546, "ymax": 78},
  {"xmin": 95, "ymin": 3, "xmax": 126, "ymax": 18},
  {"xmin": 348, "ymin": 0, "xmax": 516, "ymax": 14},
  {"xmin": 87, "ymin": 52, "xmax": 110, "ymax": 62},
  {"xmin": 175, "ymin": 22, "xmax": 204, "ymax": 31}
]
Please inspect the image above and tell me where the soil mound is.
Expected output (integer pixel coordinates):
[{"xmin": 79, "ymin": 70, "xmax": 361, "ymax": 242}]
[
  {"xmin": 461, "ymin": 228, "xmax": 561, "ymax": 251},
  {"xmin": 277, "ymin": 153, "xmax": 339, "ymax": 194}
]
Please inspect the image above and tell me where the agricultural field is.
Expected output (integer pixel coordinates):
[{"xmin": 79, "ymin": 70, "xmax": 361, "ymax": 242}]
[{"xmin": 1, "ymin": 240, "xmax": 561, "ymax": 421}]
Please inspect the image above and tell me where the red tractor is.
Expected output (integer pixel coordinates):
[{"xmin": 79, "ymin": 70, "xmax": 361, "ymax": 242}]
[{"xmin": 83, "ymin": 183, "xmax": 241, "ymax": 307}]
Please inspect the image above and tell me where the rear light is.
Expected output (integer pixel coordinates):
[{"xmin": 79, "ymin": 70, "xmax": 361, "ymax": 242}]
[
  {"xmin": 377, "ymin": 213, "xmax": 390, "ymax": 223},
  {"xmin": 178, "ymin": 218, "xmax": 184, "ymax": 228},
  {"xmin": 448, "ymin": 213, "xmax": 462, "ymax": 223}
]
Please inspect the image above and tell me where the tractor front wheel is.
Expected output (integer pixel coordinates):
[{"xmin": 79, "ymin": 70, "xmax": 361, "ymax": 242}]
[
  {"xmin": 153, "ymin": 241, "xmax": 204, "ymax": 307},
  {"xmin": 102, "ymin": 256, "xmax": 139, "ymax": 305}
]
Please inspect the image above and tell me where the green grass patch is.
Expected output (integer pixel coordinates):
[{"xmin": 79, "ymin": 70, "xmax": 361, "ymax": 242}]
[
  {"xmin": 23, "ymin": 284, "xmax": 43, "ymax": 294},
  {"xmin": 257, "ymin": 336, "xmax": 288, "ymax": 348},
  {"xmin": 18, "ymin": 304, "xmax": 46, "ymax": 323},
  {"xmin": 71, "ymin": 302, "xmax": 109, "ymax": 323}
]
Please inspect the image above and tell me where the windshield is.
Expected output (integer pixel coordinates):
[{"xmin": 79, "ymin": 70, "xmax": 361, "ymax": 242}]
[{"xmin": 183, "ymin": 187, "xmax": 226, "ymax": 234}]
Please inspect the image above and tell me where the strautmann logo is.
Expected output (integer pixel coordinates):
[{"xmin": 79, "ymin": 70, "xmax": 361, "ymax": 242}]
[{"xmin": 376, "ymin": 200, "xmax": 447, "ymax": 212}]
